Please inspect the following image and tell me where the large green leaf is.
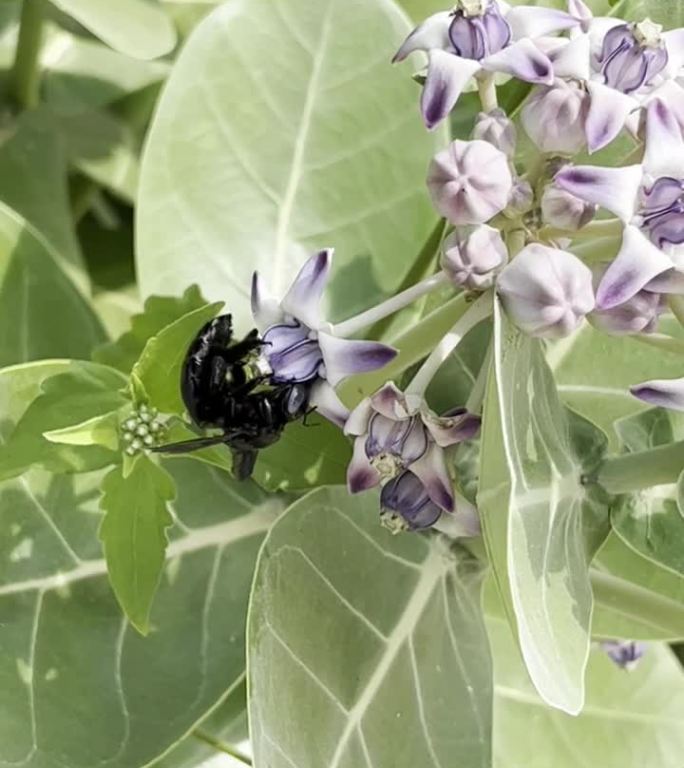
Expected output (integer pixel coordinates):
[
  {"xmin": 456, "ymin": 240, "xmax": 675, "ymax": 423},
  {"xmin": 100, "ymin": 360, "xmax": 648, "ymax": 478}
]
[
  {"xmin": 491, "ymin": 617, "xmax": 684, "ymax": 768},
  {"xmin": 644, "ymin": 0, "xmax": 684, "ymax": 26},
  {"xmin": 100, "ymin": 455, "xmax": 176, "ymax": 634},
  {"xmin": 49, "ymin": 0, "xmax": 177, "ymax": 60},
  {"xmin": 249, "ymin": 487, "xmax": 493, "ymax": 768},
  {"xmin": 610, "ymin": 408, "xmax": 684, "ymax": 578},
  {"xmin": 0, "ymin": 203, "xmax": 105, "ymax": 366},
  {"xmin": 478, "ymin": 299, "xmax": 610, "ymax": 715},
  {"xmin": 137, "ymin": 0, "xmax": 441, "ymax": 330}
]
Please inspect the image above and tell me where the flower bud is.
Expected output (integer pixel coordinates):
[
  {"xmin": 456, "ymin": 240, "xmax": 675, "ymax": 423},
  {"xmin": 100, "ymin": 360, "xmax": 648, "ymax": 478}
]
[
  {"xmin": 542, "ymin": 184, "xmax": 597, "ymax": 231},
  {"xmin": 522, "ymin": 81, "xmax": 588, "ymax": 155},
  {"xmin": 588, "ymin": 267, "xmax": 662, "ymax": 335},
  {"xmin": 505, "ymin": 178, "xmax": 534, "ymax": 218},
  {"xmin": 472, "ymin": 108, "xmax": 517, "ymax": 157},
  {"xmin": 427, "ymin": 139, "xmax": 513, "ymax": 225},
  {"xmin": 380, "ymin": 471, "xmax": 442, "ymax": 532},
  {"xmin": 441, "ymin": 224, "xmax": 508, "ymax": 290},
  {"xmin": 497, "ymin": 243, "xmax": 595, "ymax": 338}
]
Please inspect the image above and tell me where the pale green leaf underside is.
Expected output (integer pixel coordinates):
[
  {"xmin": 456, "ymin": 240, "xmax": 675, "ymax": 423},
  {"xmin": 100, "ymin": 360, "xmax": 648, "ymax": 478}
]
[
  {"xmin": 49, "ymin": 0, "xmax": 177, "ymax": 60},
  {"xmin": 137, "ymin": 0, "xmax": 441, "ymax": 330},
  {"xmin": 479, "ymin": 300, "xmax": 608, "ymax": 715},
  {"xmin": 491, "ymin": 617, "xmax": 684, "ymax": 768},
  {"xmin": 249, "ymin": 487, "xmax": 492, "ymax": 768}
]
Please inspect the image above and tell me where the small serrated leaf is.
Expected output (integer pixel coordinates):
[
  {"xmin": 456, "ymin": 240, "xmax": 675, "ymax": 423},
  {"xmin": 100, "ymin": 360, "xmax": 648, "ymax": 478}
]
[
  {"xmin": 99, "ymin": 454, "xmax": 176, "ymax": 634},
  {"xmin": 93, "ymin": 285, "xmax": 210, "ymax": 374},
  {"xmin": 132, "ymin": 301, "xmax": 223, "ymax": 415},
  {"xmin": 43, "ymin": 410, "xmax": 122, "ymax": 451}
]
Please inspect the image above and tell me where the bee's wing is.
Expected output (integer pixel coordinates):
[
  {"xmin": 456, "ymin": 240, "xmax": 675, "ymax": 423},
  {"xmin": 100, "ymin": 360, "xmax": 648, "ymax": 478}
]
[{"xmin": 150, "ymin": 435, "xmax": 229, "ymax": 454}]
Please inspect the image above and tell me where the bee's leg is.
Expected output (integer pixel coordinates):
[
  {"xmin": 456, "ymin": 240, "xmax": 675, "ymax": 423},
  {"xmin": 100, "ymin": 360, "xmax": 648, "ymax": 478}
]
[
  {"xmin": 218, "ymin": 329, "xmax": 265, "ymax": 364},
  {"xmin": 231, "ymin": 449, "xmax": 258, "ymax": 480},
  {"xmin": 302, "ymin": 407, "xmax": 319, "ymax": 427}
]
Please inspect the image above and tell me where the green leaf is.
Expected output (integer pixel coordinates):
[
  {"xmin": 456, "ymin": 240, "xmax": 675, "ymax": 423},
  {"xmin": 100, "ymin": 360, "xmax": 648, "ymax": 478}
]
[
  {"xmin": 132, "ymin": 301, "xmax": 223, "ymax": 413},
  {"xmin": 478, "ymin": 298, "xmax": 610, "ymax": 714},
  {"xmin": 644, "ymin": 0, "xmax": 684, "ymax": 26},
  {"xmin": 0, "ymin": 361, "xmax": 127, "ymax": 480},
  {"xmin": 137, "ymin": 0, "xmax": 442, "ymax": 330},
  {"xmin": 254, "ymin": 416, "xmax": 351, "ymax": 492},
  {"xmin": 0, "ymin": 109, "xmax": 83, "ymax": 272},
  {"xmin": 49, "ymin": 0, "xmax": 177, "ymax": 60},
  {"xmin": 249, "ymin": 486, "xmax": 493, "ymax": 768},
  {"xmin": 100, "ymin": 454, "xmax": 175, "ymax": 633},
  {"xmin": 94, "ymin": 286, "xmax": 209, "ymax": 373},
  {"xmin": 551, "ymin": 318, "xmax": 684, "ymax": 447},
  {"xmin": 0, "ymin": 202, "xmax": 105, "ymax": 366},
  {"xmin": 490, "ymin": 616, "xmax": 684, "ymax": 768},
  {"xmin": 611, "ymin": 408, "xmax": 684, "ymax": 578},
  {"xmin": 44, "ymin": 410, "xmax": 121, "ymax": 451},
  {"xmin": 0, "ymin": 454, "xmax": 279, "ymax": 768}
]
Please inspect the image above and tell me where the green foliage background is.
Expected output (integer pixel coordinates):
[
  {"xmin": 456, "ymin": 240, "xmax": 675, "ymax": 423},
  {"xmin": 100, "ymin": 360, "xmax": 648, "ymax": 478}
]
[{"xmin": 0, "ymin": 0, "xmax": 684, "ymax": 767}]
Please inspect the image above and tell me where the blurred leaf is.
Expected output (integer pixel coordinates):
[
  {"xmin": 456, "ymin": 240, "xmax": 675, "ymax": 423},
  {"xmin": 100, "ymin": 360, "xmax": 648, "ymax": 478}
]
[
  {"xmin": 137, "ymin": 0, "xmax": 443, "ymax": 330},
  {"xmin": 100, "ymin": 454, "xmax": 175, "ymax": 633},
  {"xmin": 132, "ymin": 301, "xmax": 222, "ymax": 413},
  {"xmin": 94, "ymin": 286, "xmax": 208, "ymax": 373},
  {"xmin": 249, "ymin": 486, "xmax": 493, "ymax": 768},
  {"xmin": 0, "ymin": 361, "xmax": 127, "ymax": 480},
  {"xmin": 490, "ymin": 616, "xmax": 684, "ymax": 768},
  {"xmin": 49, "ymin": 0, "xmax": 177, "ymax": 60},
  {"xmin": 254, "ymin": 415, "xmax": 351, "ymax": 492},
  {"xmin": 43, "ymin": 27, "xmax": 169, "ymax": 112},
  {"xmin": 479, "ymin": 298, "xmax": 610, "ymax": 715},
  {"xmin": 611, "ymin": 408, "xmax": 684, "ymax": 578},
  {"xmin": 44, "ymin": 410, "xmax": 121, "ymax": 450},
  {"xmin": 644, "ymin": 0, "xmax": 684, "ymax": 26},
  {"xmin": 0, "ymin": 109, "xmax": 83, "ymax": 271},
  {"xmin": 0, "ymin": 202, "xmax": 105, "ymax": 365}
]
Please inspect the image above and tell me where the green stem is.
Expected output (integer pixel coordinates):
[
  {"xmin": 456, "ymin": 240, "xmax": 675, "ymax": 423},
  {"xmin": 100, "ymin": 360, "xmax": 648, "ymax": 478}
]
[
  {"xmin": 477, "ymin": 73, "xmax": 497, "ymax": 112},
  {"xmin": 597, "ymin": 441, "xmax": 684, "ymax": 494},
  {"xmin": 11, "ymin": 0, "xmax": 45, "ymax": 110},
  {"xmin": 669, "ymin": 295, "xmax": 684, "ymax": 328},
  {"xmin": 539, "ymin": 218, "xmax": 624, "ymax": 243},
  {"xmin": 192, "ymin": 730, "xmax": 252, "ymax": 765}
]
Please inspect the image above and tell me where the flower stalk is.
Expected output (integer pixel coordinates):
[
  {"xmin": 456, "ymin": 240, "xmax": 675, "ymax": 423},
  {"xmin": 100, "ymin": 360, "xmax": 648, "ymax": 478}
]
[
  {"xmin": 596, "ymin": 441, "xmax": 684, "ymax": 494},
  {"xmin": 11, "ymin": 0, "xmax": 45, "ymax": 110}
]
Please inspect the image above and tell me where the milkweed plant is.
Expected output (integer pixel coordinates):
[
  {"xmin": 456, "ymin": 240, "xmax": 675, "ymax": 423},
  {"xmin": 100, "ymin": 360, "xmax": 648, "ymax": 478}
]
[{"xmin": 3, "ymin": 0, "xmax": 684, "ymax": 766}]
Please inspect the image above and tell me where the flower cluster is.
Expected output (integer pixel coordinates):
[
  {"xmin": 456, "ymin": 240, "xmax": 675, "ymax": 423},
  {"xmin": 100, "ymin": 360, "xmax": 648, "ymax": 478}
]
[
  {"xmin": 121, "ymin": 405, "xmax": 166, "ymax": 456},
  {"xmin": 238, "ymin": 0, "xmax": 684, "ymax": 531}
]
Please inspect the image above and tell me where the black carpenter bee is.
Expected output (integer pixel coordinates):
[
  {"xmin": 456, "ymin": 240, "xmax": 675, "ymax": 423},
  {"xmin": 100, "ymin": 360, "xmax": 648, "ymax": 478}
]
[{"xmin": 152, "ymin": 314, "xmax": 310, "ymax": 479}]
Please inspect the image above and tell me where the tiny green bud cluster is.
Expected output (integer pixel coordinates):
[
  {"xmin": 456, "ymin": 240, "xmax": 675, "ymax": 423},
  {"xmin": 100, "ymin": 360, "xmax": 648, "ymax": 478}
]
[{"xmin": 120, "ymin": 404, "xmax": 166, "ymax": 456}]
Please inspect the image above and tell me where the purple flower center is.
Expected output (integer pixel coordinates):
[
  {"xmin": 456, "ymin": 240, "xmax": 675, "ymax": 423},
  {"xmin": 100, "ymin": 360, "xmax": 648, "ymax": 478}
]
[
  {"xmin": 601, "ymin": 640, "xmax": 646, "ymax": 670},
  {"xmin": 365, "ymin": 414, "xmax": 428, "ymax": 475},
  {"xmin": 380, "ymin": 471, "xmax": 441, "ymax": 531},
  {"xmin": 449, "ymin": 1, "xmax": 511, "ymax": 61},
  {"xmin": 598, "ymin": 23, "xmax": 668, "ymax": 94},
  {"xmin": 262, "ymin": 320, "xmax": 323, "ymax": 384},
  {"xmin": 640, "ymin": 177, "xmax": 684, "ymax": 248}
]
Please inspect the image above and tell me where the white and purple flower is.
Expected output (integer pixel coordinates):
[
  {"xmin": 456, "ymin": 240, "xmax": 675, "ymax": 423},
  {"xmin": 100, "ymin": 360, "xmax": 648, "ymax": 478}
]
[
  {"xmin": 555, "ymin": 99, "xmax": 684, "ymax": 309},
  {"xmin": 252, "ymin": 250, "xmax": 397, "ymax": 427},
  {"xmin": 393, "ymin": 0, "xmax": 575, "ymax": 130},
  {"xmin": 345, "ymin": 382, "xmax": 481, "ymax": 514},
  {"xmin": 601, "ymin": 640, "xmax": 646, "ymax": 671},
  {"xmin": 631, "ymin": 375, "xmax": 684, "ymax": 411}
]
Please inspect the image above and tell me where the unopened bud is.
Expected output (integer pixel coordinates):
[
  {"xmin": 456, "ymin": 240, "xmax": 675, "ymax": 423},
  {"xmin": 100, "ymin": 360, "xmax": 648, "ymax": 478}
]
[
  {"xmin": 588, "ymin": 267, "xmax": 662, "ymax": 335},
  {"xmin": 522, "ymin": 82, "xmax": 588, "ymax": 155},
  {"xmin": 427, "ymin": 139, "xmax": 513, "ymax": 225},
  {"xmin": 505, "ymin": 178, "xmax": 534, "ymax": 218},
  {"xmin": 497, "ymin": 243, "xmax": 595, "ymax": 338},
  {"xmin": 472, "ymin": 109, "xmax": 517, "ymax": 157},
  {"xmin": 542, "ymin": 184, "xmax": 597, "ymax": 231},
  {"xmin": 441, "ymin": 224, "xmax": 508, "ymax": 291}
]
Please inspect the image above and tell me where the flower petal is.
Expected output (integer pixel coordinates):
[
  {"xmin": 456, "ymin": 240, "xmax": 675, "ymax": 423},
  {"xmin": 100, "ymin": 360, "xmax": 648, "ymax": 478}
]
[
  {"xmin": 432, "ymin": 492, "xmax": 482, "ymax": 538},
  {"xmin": 596, "ymin": 225, "xmax": 673, "ymax": 309},
  {"xmin": 317, "ymin": 332, "xmax": 397, "ymax": 387},
  {"xmin": 481, "ymin": 38, "xmax": 553, "ymax": 84},
  {"xmin": 347, "ymin": 436, "xmax": 380, "ymax": 493},
  {"xmin": 585, "ymin": 81, "xmax": 636, "ymax": 153},
  {"xmin": 280, "ymin": 249, "xmax": 332, "ymax": 330},
  {"xmin": 409, "ymin": 443, "xmax": 454, "ymax": 513},
  {"xmin": 567, "ymin": 0, "xmax": 593, "ymax": 24},
  {"xmin": 267, "ymin": 338, "xmax": 323, "ymax": 383},
  {"xmin": 554, "ymin": 163, "xmax": 642, "ymax": 222},
  {"xmin": 262, "ymin": 321, "xmax": 308, "ymax": 355},
  {"xmin": 421, "ymin": 50, "xmax": 481, "ymax": 131},
  {"xmin": 505, "ymin": 6, "xmax": 578, "ymax": 40},
  {"xmin": 630, "ymin": 377, "xmax": 684, "ymax": 411},
  {"xmin": 643, "ymin": 98, "xmax": 684, "ymax": 179},
  {"xmin": 392, "ymin": 11, "xmax": 452, "ymax": 63},
  {"xmin": 251, "ymin": 272, "xmax": 284, "ymax": 331},
  {"xmin": 663, "ymin": 28, "xmax": 684, "ymax": 76},
  {"xmin": 344, "ymin": 396, "xmax": 373, "ymax": 436},
  {"xmin": 548, "ymin": 33, "xmax": 591, "ymax": 80},
  {"xmin": 644, "ymin": 268, "xmax": 684, "ymax": 294},
  {"xmin": 309, "ymin": 379, "xmax": 350, "ymax": 428},
  {"xmin": 369, "ymin": 382, "xmax": 415, "ymax": 421},
  {"xmin": 422, "ymin": 407, "xmax": 482, "ymax": 447}
]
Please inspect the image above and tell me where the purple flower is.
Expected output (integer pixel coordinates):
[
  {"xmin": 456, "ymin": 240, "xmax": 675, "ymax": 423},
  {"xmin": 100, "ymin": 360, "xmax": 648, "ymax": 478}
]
[
  {"xmin": 252, "ymin": 250, "xmax": 397, "ymax": 427},
  {"xmin": 472, "ymin": 108, "xmax": 517, "ymax": 157},
  {"xmin": 522, "ymin": 80, "xmax": 589, "ymax": 155},
  {"xmin": 631, "ymin": 376, "xmax": 684, "ymax": 411},
  {"xmin": 345, "ymin": 382, "xmax": 481, "ymax": 513},
  {"xmin": 555, "ymin": 99, "xmax": 684, "ymax": 309},
  {"xmin": 541, "ymin": 183, "xmax": 597, "ymax": 231},
  {"xmin": 393, "ymin": 0, "xmax": 574, "ymax": 129},
  {"xmin": 601, "ymin": 640, "xmax": 646, "ymax": 671},
  {"xmin": 380, "ymin": 472, "xmax": 443, "ymax": 532},
  {"xmin": 427, "ymin": 140, "xmax": 513, "ymax": 225},
  {"xmin": 497, "ymin": 243, "xmax": 595, "ymax": 338},
  {"xmin": 441, "ymin": 224, "xmax": 508, "ymax": 290},
  {"xmin": 588, "ymin": 266, "xmax": 662, "ymax": 336}
]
